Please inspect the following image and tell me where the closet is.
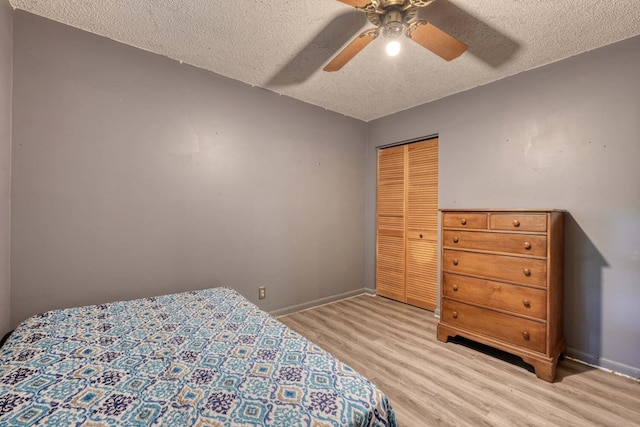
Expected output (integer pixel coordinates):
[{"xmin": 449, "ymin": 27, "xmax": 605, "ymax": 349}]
[{"xmin": 376, "ymin": 138, "xmax": 438, "ymax": 310}]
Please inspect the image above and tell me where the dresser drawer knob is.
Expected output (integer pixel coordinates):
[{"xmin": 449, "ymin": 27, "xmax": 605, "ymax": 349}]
[
  {"xmin": 460, "ymin": 218, "xmax": 467, "ymax": 225},
  {"xmin": 453, "ymin": 236, "xmax": 459, "ymax": 243},
  {"xmin": 452, "ymin": 284, "xmax": 459, "ymax": 292},
  {"xmin": 452, "ymin": 311, "xmax": 458, "ymax": 319},
  {"xmin": 513, "ymin": 219, "xmax": 520, "ymax": 227},
  {"xmin": 453, "ymin": 259, "xmax": 459, "ymax": 266},
  {"xmin": 522, "ymin": 331, "xmax": 530, "ymax": 340},
  {"xmin": 523, "ymin": 241, "xmax": 531, "ymax": 250},
  {"xmin": 419, "ymin": 234, "xmax": 423, "ymax": 239},
  {"xmin": 523, "ymin": 299, "xmax": 530, "ymax": 308},
  {"xmin": 523, "ymin": 268, "xmax": 531, "ymax": 276}
]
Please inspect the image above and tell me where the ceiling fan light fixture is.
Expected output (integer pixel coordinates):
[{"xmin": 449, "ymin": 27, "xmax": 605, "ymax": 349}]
[
  {"xmin": 381, "ymin": 10, "xmax": 404, "ymax": 58},
  {"xmin": 382, "ymin": 21, "xmax": 404, "ymax": 39},
  {"xmin": 381, "ymin": 9, "xmax": 404, "ymax": 39},
  {"xmin": 386, "ymin": 40, "xmax": 401, "ymax": 56}
]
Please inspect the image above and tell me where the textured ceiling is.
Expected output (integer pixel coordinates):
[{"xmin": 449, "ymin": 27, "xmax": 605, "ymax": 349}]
[{"xmin": 9, "ymin": 0, "xmax": 640, "ymax": 121}]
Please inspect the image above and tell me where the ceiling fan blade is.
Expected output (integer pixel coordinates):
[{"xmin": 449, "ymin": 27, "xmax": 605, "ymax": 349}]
[
  {"xmin": 408, "ymin": 21, "xmax": 467, "ymax": 61},
  {"xmin": 336, "ymin": 0, "xmax": 372, "ymax": 8},
  {"xmin": 323, "ymin": 30, "xmax": 377, "ymax": 72}
]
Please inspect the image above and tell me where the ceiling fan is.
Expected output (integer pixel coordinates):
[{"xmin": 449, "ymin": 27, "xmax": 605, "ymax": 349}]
[{"xmin": 324, "ymin": 0, "xmax": 468, "ymax": 72}]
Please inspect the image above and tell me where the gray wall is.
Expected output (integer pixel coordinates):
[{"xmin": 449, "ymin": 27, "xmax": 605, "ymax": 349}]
[
  {"xmin": 11, "ymin": 12, "xmax": 368, "ymax": 326},
  {"xmin": 0, "ymin": 0, "xmax": 12, "ymax": 338},
  {"xmin": 366, "ymin": 35, "xmax": 640, "ymax": 378}
]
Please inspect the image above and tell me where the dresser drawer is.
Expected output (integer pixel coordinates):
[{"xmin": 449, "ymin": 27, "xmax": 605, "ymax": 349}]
[
  {"xmin": 489, "ymin": 213, "xmax": 547, "ymax": 232},
  {"xmin": 443, "ymin": 249, "xmax": 547, "ymax": 287},
  {"xmin": 443, "ymin": 212, "xmax": 487, "ymax": 229},
  {"xmin": 441, "ymin": 299, "xmax": 546, "ymax": 353},
  {"xmin": 443, "ymin": 273, "xmax": 546, "ymax": 319},
  {"xmin": 443, "ymin": 230, "xmax": 547, "ymax": 257}
]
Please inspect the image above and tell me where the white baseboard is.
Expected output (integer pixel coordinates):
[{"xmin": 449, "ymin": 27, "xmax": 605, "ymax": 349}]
[
  {"xmin": 565, "ymin": 347, "xmax": 639, "ymax": 380},
  {"xmin": 270, "ymin": 288, "xmax": 369, "ymax": 317},
  {"xmin": 564, "ymin": 347, "xmax": 600, "ymax": 366}
]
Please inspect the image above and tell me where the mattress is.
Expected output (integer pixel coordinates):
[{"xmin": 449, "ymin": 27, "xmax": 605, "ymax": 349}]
[{"xmin": 0, "ymin": 287, "xmax": 396, "ymax": 426}]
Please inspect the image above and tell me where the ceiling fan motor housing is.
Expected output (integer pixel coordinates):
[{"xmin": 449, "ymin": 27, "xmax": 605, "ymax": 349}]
[
  {"xmin": 366, "ymin": 1, "xmax": 421, "ymax": 35},
  {"xmin": 380, "ymin": 0, "xmax": 405, "ymax": 7}
]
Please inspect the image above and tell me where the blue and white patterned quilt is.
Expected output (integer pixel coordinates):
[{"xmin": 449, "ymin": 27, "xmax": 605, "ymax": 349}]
[{"xmin": 0, "ymin": 287, "xmax": 397, "ymax": 426}]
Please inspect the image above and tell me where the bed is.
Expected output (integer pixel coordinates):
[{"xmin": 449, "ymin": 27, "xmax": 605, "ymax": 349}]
[{"xmin": 0, "ymin": 287, "xmax": 396, "ymax": 426}]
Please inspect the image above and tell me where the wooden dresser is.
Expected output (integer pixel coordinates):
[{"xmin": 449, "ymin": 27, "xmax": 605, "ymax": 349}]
[{"xmin": 437, "ymin": 209, "xmax": 564, "ymax": 381}]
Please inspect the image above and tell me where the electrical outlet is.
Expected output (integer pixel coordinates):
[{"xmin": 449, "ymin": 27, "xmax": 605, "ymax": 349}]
[{"xmin": 258, "ymin": 286, "xmax": 266, "ymax": 300}]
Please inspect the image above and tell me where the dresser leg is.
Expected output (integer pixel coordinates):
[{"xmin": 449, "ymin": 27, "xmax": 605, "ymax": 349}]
[
  {"xmin": 436, "ymin": 324, "xmax": 452, "ymax": 343},
  {"xmin": 522, "ymin": 355, "xmax": 559, "ymax": 382}
]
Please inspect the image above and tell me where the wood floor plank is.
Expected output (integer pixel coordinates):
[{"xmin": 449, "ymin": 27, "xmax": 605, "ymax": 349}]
[{"xmin": 278, "ymin": 294, "xmax": 640, "ymax": 427}]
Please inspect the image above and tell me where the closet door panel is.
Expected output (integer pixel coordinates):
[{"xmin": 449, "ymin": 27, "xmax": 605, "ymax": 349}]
[
  {"xmin": 406, "ymin": 139, "xmax": 439, "ymax": 309},
  {"xmin": 377, "ymin": 232, "xmax": 405, "ymax": 301},
  {"xmin": 407, "ymin": 140, "xmax": 438, "ymax": 232},
  {"xmin": 406, "ymin": 238, "xmax": 438, "ymax": 310},
  {"xmin": 377, "ymin": 146, "xmax": 405, "ymax": 217},
  {"xmin": 376, "ymin": 145, "xmax": 406, "ymax": 301}
]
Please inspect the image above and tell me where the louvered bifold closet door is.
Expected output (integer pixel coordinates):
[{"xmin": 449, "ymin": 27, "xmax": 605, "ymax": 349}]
[
  {"xmin": 376, "ymin": 145, "xmax": 406, "ymax": 302},
  {"xmin": 406, "ymin": 139, "xmax": 439, "ymax": 310}
]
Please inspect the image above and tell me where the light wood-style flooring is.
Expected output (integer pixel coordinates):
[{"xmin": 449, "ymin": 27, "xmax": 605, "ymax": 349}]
[{"xmin": 278, "ymin": 294, "xmax": 640, "ymax": 427}]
